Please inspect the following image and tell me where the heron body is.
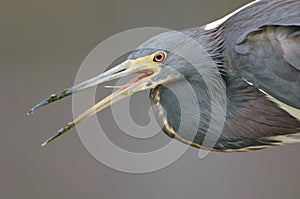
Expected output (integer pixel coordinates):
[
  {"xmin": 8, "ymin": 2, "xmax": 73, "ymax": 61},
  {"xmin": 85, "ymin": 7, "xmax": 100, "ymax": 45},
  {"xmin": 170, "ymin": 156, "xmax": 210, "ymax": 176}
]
[{"xmin": 29, "ymin": 0, "xmax": 300, "ymax": 152}]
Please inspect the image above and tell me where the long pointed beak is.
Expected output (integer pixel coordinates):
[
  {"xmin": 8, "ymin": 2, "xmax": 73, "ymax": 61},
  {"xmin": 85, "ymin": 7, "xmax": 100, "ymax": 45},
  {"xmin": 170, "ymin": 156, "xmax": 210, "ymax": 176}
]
[
  {"xmin": 28, "ymin": 60, "xmax": 133, "ymax": 114},
  {"xmin": 29, "ymin": 60, "xmax": 159, "ymax": 146}
]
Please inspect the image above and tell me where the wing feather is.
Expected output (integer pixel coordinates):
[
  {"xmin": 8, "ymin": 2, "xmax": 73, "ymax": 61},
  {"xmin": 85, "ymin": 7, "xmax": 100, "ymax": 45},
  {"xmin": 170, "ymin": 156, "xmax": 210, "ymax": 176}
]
[{"xmin": 223, "ymin": 0, "xmax": 300, "ymax": 108}]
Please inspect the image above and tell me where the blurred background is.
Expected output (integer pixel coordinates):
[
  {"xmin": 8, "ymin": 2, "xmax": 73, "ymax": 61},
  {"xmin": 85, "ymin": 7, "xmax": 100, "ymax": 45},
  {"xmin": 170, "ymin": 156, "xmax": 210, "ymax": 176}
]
[{"xmin": 2, "ymin": 0, "xmax": 300, "ymax": 198}]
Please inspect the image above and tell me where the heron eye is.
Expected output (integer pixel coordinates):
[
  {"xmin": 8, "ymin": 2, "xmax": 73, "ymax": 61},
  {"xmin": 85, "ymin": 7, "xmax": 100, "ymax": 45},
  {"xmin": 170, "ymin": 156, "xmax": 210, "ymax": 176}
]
[{"xmin": 153, "ymin": 52, "xmax": 166, "ymax": 62}]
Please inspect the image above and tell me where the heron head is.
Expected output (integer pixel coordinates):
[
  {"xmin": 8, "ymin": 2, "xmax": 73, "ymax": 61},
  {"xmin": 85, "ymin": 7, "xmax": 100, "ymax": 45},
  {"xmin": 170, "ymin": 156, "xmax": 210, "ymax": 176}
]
[{"xmin": 29, "ymin": 30, "xmax": 220, "ymax": 146}]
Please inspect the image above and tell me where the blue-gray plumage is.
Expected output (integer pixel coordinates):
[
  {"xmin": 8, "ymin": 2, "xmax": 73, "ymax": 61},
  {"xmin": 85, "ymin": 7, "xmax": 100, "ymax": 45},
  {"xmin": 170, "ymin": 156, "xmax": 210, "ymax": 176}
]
[{"xmin": 29, "ymin": 0, "xmax": 300, "ymax": 151}]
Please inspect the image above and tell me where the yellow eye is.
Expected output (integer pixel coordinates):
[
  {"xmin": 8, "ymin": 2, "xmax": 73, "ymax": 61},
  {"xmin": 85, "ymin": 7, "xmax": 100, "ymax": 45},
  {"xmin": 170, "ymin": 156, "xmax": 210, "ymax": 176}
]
[{"xmin": 153, "ymin": 51, "xmax": 166, "ymax": 62}]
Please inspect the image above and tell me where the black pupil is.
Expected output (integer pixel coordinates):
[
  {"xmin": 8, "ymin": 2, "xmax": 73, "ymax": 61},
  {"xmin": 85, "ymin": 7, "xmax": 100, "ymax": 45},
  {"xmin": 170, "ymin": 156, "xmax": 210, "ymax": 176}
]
[{"xmin": 155, "ymin": 54, "xmax": 162, "ymax": 61}]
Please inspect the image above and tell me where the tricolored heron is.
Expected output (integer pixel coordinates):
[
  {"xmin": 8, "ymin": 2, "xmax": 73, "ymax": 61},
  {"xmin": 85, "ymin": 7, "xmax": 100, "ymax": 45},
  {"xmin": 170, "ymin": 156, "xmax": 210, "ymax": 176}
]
[{"xmin": 29, "ymin": 0, "xmax": 300, "ymax": 152}]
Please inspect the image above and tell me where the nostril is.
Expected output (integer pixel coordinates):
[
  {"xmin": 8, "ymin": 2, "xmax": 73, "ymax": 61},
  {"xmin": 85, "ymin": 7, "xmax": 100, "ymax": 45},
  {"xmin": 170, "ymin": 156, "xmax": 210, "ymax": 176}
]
[{"xmin": 113, "ymin": 68, "xmax": 126, "ymax": 74}]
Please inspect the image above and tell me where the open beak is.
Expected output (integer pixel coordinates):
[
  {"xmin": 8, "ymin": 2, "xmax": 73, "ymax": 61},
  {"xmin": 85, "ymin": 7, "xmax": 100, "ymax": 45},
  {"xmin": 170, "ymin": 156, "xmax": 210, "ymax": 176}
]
[{"xmin": 29, "ymin": 59, "xmax": 160, "ymax": 146}]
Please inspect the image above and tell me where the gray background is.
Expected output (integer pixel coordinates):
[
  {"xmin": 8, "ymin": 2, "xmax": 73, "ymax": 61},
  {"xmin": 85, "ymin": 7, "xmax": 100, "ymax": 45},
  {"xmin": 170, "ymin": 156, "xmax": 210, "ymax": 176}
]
[{"xmin": 2, "ymin": 0, "xmax": 300, "ymax": 199}]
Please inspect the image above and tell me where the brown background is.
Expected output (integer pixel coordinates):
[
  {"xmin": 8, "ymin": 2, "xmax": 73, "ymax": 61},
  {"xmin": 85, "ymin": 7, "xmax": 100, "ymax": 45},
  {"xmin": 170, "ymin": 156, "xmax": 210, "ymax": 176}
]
[{"xmin": 2, "ymin": 0, "xmax": 300, "ymax": 199}]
